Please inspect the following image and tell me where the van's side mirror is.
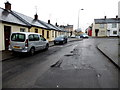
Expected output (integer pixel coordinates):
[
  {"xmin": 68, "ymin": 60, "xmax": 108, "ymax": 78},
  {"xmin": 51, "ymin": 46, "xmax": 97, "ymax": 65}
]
[{"xmin": 44, "ymin": 38, "xmax": 46, "ymax": 41}]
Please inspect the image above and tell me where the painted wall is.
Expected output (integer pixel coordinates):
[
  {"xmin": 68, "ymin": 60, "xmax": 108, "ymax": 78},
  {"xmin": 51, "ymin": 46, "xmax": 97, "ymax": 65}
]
[
  {"xmin": 0, "ymin": 23, "xmax": 29, "ymax": 51},
  {"xmin": 0, "ymin": 22, "xmax": 3, "ymax": 51},
  {"xmin": 92, "ymin": 23, "xmax": 107, "ymax": 37},
  {"xmin": 107, "ymin": 23, "xmax": 119, "ymax": 36},
  {"xmin": 29, "ymin": 27, "xmax": 54, "ymax": 41}
]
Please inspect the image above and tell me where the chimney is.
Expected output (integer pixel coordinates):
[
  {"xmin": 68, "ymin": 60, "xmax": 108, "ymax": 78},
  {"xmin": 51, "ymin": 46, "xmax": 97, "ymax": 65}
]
[
  {"xmin": 5, "ymin": 1, "xmax": 11, "ymax": 10},
  {"xmin": 34, "ymin": 14, "xmax": 38, "ymax": 20},
  {"xmin": 116, "ymin": 15, "xmax": 118, "ymax": 19},
  {"xmin": 104, "ymin": 16, "xmax": 106, "ymax": 19},
  {"xmin": 55, "ymin": 22, "xmax": 58, "ymax": 27},
  {"xmin": 48, "ymin": 20, "xmax": 50, "ymax": 24}
]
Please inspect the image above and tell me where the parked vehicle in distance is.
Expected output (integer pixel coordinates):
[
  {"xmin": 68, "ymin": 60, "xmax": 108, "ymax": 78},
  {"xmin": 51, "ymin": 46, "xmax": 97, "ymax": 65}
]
[
  {"xmin": 70, "ymin": 35, "xmax": 76, "ymax": 38},
  {"xmin": 9, "ymin": 32, "xmax": 49, "ymax": 55},
  {"xmin": 80, "ymin": 33, "xmax": 89, "ymax": 38},
  {"xmin": 54, "ymin": 35, "xmax": 68, "ymax": 45}
]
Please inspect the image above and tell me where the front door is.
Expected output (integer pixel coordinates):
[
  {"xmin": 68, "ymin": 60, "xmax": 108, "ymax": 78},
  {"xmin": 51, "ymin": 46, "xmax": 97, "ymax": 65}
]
[
  {"xmin": 95, "ymin": 29, "xmax": 99, "ymax": 37},
  {"xmin": 4, "ymin": 26, "xmax": 11, "ymax": 50}
]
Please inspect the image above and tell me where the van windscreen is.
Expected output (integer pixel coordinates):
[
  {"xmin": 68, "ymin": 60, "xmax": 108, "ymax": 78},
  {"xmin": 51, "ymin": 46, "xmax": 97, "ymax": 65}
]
[{"xmin": 11, "ymin": 33, "xmax": 25, "ymax": 42}]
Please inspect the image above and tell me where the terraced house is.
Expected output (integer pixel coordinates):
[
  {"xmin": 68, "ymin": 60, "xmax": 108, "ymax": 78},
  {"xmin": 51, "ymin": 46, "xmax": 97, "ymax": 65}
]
[
  {"xmin": 0, "ymin": 1, "xmax": 67, "ymax": 51},
  {"xmin": 92, "ymin": 16, "xmax": 120, "ymax": 37}
]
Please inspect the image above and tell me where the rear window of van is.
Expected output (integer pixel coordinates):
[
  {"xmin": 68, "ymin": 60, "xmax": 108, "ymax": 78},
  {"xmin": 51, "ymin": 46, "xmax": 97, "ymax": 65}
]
[{"xmin": 11, "ymin": 33, "xmax": 25, "ymax": 42}]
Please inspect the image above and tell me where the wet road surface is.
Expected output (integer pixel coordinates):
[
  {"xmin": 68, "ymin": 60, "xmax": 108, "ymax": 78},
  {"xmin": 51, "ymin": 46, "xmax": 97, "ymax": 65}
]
[{"xmin": 2, "ymin": 38, "xmax": 119, "ymax": 88}]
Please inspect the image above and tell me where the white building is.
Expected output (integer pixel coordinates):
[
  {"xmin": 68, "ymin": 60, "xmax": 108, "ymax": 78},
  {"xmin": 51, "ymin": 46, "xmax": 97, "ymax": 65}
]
[
  {"xmin": 92, "ymin": 17, "xmax": 120, "ymax": 37},
  {"xmin": 107, "ymin": 23, "xmax": 119, "ymax": 37}
]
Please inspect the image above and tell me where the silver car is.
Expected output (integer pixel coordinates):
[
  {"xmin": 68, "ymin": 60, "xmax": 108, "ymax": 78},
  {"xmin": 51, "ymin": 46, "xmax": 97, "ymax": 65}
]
[{"xmin": 9, "ymin": 32, "xmax": 49, "ymax": 55}]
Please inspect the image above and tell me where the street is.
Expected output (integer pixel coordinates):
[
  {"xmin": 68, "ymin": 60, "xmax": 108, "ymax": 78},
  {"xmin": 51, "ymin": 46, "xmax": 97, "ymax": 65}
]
[{"xmin": 2, "ymin": 38, "xmax": 119, "ymax": 88}]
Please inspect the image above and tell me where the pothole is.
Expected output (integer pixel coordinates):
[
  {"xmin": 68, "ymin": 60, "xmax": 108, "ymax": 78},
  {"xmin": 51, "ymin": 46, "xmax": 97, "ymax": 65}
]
[
  {"xmin": 64, "ymin": 54, "xmax": 74, "ymax": 57},
  {"xmin": 51, "ymin": 59, "xmax": 63, "ymax": 68}
]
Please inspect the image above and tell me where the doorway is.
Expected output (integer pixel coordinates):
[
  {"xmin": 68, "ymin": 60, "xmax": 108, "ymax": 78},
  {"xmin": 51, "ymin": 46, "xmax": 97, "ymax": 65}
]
[
  {"xmin": 4, "ymin": 26, "xmax": 11, "ymax": 50},
  {"xmin": 95, "ymin": 29, "xmax": 99, "ymax": 37}
]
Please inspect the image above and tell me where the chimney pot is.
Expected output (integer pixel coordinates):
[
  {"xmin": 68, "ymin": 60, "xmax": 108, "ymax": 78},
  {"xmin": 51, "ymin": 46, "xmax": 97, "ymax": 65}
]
[
  {"xmin": 48, "ymin": 20, "xmax": 50, "ymax": 24},
  {"xmin": 104, "ymin": 16, "xmax": 106, "ymax": 19},
  {"xmin": 55, "ymin": 22, "xmax": 58, "ymax": 27},
  {"xmin": 5, "ymin": 1, "xmax": 11, "ymax": 10},
  {"xmin": 34, "ymin": 14, "xmax": 38, "ymax": 20}
]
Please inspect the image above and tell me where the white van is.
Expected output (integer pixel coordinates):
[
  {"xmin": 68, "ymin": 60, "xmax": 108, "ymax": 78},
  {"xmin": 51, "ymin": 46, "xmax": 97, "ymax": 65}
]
[{"xmin": 9, "ymin": 32, "xmax": 49, "ymax": 55}]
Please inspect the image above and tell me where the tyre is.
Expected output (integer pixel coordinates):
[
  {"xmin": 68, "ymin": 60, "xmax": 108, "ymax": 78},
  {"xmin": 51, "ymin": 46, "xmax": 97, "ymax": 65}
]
[
  {"xmin": 66, "ymin": 40, "xmax": 67, "ymax": 43},
  {"xmin": 45, "ymin": 44, "xmax": 49, "ymax": 50},
  {"xmin": 30, "ymin": 48, "xmax": 35, "ymax": 56},
  {"xmin": 54, "ymin": 42, "xmax": 56, "ymax": 45}
]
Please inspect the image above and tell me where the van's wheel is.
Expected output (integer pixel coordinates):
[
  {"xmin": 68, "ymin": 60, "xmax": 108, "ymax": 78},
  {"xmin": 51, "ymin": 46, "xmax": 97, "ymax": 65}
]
[
  {"xmin": 30, "ymin": 48, "xmax": 35, "ymax": 55},
  {"xmin": 45, "ymin": 44, "xmax": 49, "ymax": 50}
]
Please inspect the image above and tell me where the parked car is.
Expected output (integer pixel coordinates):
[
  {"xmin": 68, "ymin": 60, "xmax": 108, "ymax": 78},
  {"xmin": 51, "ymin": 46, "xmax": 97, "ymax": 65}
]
[
  {"xmin": 80, "ymin": 33, "xmax": 89, "ymax": 38},
  {"xmin": 9, "ymin": 32, "xmax": 49, "ymax": 55},
  {"xmin": 54, "ymin": 35, "xmax": 68, "ymax": 45},
  {"xmin": 70, "ymin": 35, "xmax": 76, "ymax": 38}
]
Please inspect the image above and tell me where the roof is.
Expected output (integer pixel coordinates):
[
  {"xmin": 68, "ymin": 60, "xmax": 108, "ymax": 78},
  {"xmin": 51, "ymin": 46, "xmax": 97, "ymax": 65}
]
[
  {"xmin": 49, "ymin": 23, "xmax": 62, "ymax": 31},
  {"xmin": 0, "ymin": 7, "xmax": 68, "ymax": 32},
  {"xmin": 38, "ymin": 20, "xmax": 57, "ymax": 30},
  {"xmin": 12, "ymin": 11, "xmax": 48, "ymax": 29},
  {"xmin": 94, "ymin": 18, "xmax": 120, "ymax": 24},
  {"xmin": 0, "ymin": 7, "xmax": 29, "ymax": 26}
]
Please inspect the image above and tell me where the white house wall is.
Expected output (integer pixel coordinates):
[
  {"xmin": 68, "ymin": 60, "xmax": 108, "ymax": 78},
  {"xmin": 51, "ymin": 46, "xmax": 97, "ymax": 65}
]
[
  {"xmin": 107, "ymin": 23, "xmax": 119, "ymax": 36},
  {"xmin": 0, "ymin": 22, "xmax": 3, "ymax": 51}
]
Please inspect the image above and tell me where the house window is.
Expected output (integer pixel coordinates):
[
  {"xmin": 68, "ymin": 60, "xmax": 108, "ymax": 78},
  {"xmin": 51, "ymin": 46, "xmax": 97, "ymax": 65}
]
[
  {"xmin": 52, "ymin": 31, "xmax": 54, "ymax": 37},
  {"xmin": 42, "ymin": 30, "xmax": 44, "ymax": 37},
  {"xmin": 113, "ymin": 31, "xmax": 117, "ymax": 34},
  {"xmin": 35, "ymin": 29, "xmax": 38, "ymax": 33},
  {"xmin": 112, "ymin": 23, "xmax": 117, "ymax": 28},
  {"xmin": 47, "ymin": 31, "xmax": 49, "ymax": 39},
  {"xmin": 100, "ymin": 24, "xmax": 104, "ymax": 28},
  {"xmin": 100, "ymin": 30, "xmax": 105, "ymax": 35},
  {"xmin": 20, "ymin": 28, "xmax": 25, "ymax": 32}
]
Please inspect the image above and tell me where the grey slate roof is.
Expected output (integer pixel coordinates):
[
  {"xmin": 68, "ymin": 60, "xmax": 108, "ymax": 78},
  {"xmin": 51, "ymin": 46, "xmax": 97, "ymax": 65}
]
[
  {"xmin": 0, "ymin": 7, "xmax": 67, "ymax": 32},
  {"xmin": 0, "ymin": 7, "xmax": 29, "ymax": 26},
  {"xmin": 12, "ymin": 11, "xmax": 48, "ymax": 29},
  {"xmin": 49, "ymin": 23, "xmax": 62, "ymax": 31},
  {"xmin": 95, "ymin": 18, "xmax": 120, "ymax": 24},
  {"xmin": 38, "ymin": 20, "xmax": 57, "ymax": 30}
]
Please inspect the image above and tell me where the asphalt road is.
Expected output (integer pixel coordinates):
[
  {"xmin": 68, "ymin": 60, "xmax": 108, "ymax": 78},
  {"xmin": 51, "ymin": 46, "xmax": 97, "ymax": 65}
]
[{"xmin": 2, "ymin": 38, "xmax": 119, "ymax": 88}]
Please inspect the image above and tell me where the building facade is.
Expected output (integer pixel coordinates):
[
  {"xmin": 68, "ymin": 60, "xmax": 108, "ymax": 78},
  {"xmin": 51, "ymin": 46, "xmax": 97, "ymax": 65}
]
[
  {"xmin": 92, "ymin": 17, "xmax": 120, "ymax": 37},
  {"xmin": 0, "ymin": 1, "xmax": 67, "ymax": 51}
]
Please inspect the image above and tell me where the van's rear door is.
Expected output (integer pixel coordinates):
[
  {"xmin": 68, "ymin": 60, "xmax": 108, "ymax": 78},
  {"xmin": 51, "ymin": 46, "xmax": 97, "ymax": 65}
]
[{"xmin": 10, "ymin": 33, "xmax": 26, "ymax": 50}]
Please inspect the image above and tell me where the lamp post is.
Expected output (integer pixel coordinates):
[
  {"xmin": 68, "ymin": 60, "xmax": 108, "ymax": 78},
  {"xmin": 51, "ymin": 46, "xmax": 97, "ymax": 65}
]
[{"xmin": 78, "ymin": 9, "xmax": 84, "ymax": 29}]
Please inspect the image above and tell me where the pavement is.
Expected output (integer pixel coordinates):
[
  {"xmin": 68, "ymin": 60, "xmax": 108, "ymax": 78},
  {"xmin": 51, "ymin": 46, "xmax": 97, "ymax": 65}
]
[
  {"xmin": 97, "ymin": 39, "xmax": 120, "ymax": 68},
  {"xmin": 0, "ymin": 38, "xmax": 83, "ymax": 61}
]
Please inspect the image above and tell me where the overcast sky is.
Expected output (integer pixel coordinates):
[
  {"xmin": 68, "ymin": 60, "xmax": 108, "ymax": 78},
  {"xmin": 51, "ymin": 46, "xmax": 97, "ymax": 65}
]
[{"xmin": 0, "ymin": 0, "xmax": 120, "ymax": 31}]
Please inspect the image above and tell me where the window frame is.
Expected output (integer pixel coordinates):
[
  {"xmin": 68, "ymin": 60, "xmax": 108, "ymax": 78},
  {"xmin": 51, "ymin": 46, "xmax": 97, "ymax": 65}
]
[
  {"xmin": 20, "ymin": 28, "xmax": 25, "ymax": 32},
  {"xmin": 112, "ymin": 23, "xmax": 117, "ymax": 28}
]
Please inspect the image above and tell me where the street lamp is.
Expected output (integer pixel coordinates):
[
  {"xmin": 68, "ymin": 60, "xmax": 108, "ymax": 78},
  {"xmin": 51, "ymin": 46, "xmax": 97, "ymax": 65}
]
[{"xmin": 78, "ymin": 9, "xmax": 84, "ymax": 29}]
